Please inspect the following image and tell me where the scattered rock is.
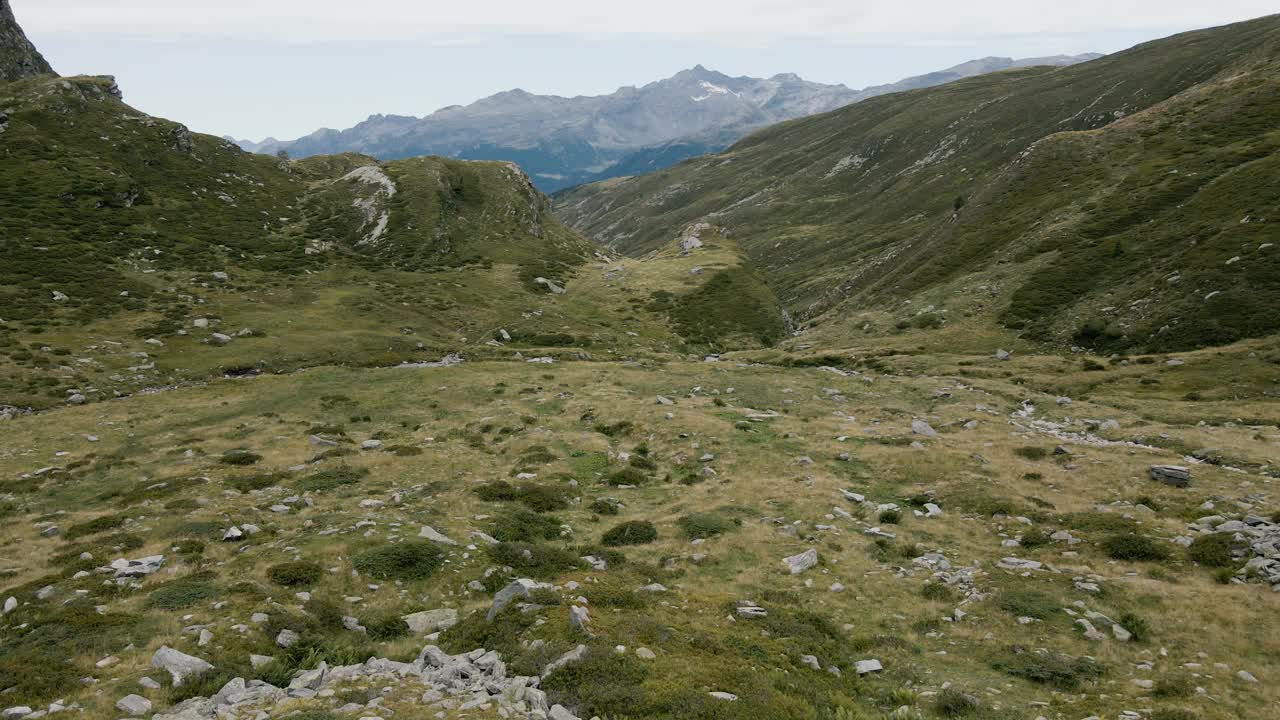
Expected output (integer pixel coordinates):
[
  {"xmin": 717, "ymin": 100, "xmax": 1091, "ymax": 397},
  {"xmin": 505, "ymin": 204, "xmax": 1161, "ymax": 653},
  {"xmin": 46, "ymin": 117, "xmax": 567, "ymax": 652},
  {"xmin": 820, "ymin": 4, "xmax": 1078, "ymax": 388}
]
[
  {"xmin": 116, "ymin": 694, "xmax": 152, "ymax": 716},
  {"xmin": 418, "ymin": 525, "xmax": 458, "ymax": 545},
  {"xmin": 151, "ymin": 645, "xmax": 214, "ymax": 687},
  {"xmin": 1150, "ymin": 465, "xmax": 1191, "ymax": 488},
  {"xmin": 911, "ymin": 419, "xmax": 937, "ymax": 437},
  {"xmin": 855, "ymin": 659, "xmax": 883, "ymax": 675},
  {"xmin": 782, "ymin": 548, "xmax": 818, "ymax": 574},
  {"xmin": 403, "ymin": 608, "xmax": 458, "ymax": 634}
]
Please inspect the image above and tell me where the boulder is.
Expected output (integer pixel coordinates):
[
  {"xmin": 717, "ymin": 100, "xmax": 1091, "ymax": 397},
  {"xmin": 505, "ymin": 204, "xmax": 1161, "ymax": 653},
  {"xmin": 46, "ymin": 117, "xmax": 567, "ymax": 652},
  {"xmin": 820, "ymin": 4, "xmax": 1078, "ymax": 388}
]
[
  {"xmin": 419, "ymin": 525, "xmax": 458, "ymax": 545},
  {"xmin": 542, "ymin": 644, "xmax": 588, "ymax": 678},
  {"xmin": 569, "ymin": 605, "xmax": 591, "ymax": 634},
  {"xmin": 151, "ymin": 646, "xmax": 214, "ymax": 687},
  {"xmin": 402, "ymin": 608, "xmax": 458, "ymax": 634},
  {"xmin": 116, "ymin": 695, "xmax": 152, "ymax": 716},
  {"xmin": 911, "ymin": 420, "xmax": 938, "ymax": 437},
  {"xmin": 1150, "ymin": 465, "xmax": 1191, "ymax": 488},
  {"xmin": 276, "ymin": 629, "xmax": 300, "ymax": 648},
  {"xmin": 781, "ymin": 548, "xmax": 818, "ymax": 574},
  {"xmin": 855, "ymin": 659, "xmax": 883, "ymax": 675},
  {"xmin": 488, "ymin": 578, "xmax": 547, "ymax": 621}
]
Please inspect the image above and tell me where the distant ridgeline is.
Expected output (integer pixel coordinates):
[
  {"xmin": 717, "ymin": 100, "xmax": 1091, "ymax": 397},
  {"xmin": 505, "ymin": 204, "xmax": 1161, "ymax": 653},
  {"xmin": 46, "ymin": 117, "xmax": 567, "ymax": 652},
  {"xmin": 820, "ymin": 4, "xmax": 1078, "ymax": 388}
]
[
  {"xmin": 556, "ymin": 15, "xmax": 1280, "ymax": 352},
  {"xmin": 239, "ymin": 56, "xmax": 1100, "ymax": 193}
]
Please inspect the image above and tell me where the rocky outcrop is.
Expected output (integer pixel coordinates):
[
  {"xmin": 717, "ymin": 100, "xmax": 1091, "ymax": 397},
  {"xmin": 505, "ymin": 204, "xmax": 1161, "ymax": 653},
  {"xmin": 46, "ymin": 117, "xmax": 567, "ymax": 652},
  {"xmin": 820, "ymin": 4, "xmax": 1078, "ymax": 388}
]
[
  {"xmin": 153, "ymin": 645, "xmax": 587, "ymax": 720},
  {"xmin": 1, "ymin": 0, "xmax": 55, "ymax": 83}
]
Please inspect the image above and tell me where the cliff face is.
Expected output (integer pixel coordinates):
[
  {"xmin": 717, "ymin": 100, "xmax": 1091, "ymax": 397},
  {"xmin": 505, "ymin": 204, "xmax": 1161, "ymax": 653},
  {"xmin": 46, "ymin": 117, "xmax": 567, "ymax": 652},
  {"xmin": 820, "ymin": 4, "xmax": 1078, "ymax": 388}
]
[{"xmin": 1, "ymin": 0, "xmax": 54, "ymax": 82}]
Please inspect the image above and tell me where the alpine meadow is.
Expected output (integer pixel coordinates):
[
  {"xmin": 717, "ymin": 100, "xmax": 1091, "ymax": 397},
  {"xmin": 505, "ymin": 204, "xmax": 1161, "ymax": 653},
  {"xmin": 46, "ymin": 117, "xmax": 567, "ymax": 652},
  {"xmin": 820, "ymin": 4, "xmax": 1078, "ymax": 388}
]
[{"xmin": 1, "ymin": 4, "xmax": 1279, "ymax": 720}]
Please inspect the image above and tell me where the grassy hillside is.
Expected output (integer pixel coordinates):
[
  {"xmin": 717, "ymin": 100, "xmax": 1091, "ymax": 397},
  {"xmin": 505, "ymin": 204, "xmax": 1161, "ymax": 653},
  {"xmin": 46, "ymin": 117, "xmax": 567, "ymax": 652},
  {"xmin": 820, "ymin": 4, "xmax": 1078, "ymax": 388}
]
[
  {"xmin": 555, "ymin": 15, "xmax": 1280, "ymax": 353},
  {"xmin": 0, "ymin": 75, "xmax": 695, "ymax": 411},
  {"xmin": 2, "ymin": 341, "xmax": 1277, "ymax": 720}
]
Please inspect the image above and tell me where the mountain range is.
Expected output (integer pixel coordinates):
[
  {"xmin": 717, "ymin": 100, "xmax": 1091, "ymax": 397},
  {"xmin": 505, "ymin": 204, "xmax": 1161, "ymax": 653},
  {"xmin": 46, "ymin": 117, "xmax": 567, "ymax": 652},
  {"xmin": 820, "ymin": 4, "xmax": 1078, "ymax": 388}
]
[
  {"xmin": 235, "ymin": 55, "xmax": 1100, "ymax": 192},
  {"xmin": 556, "ymin": 17, "xmax": 1279, "ymax": 352}
]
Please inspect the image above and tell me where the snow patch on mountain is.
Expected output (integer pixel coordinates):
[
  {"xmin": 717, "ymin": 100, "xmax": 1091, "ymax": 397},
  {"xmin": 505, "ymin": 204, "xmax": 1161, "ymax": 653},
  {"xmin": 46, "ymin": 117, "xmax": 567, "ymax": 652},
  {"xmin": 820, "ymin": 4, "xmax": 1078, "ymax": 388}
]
[{"xmin": 691, "ymin": 81, "xmax": 741, "ymax": 103}]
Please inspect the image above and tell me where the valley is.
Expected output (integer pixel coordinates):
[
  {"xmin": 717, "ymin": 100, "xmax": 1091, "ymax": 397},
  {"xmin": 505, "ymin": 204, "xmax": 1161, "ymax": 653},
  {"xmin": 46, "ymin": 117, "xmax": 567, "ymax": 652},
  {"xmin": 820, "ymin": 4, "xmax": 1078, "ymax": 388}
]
[{"xmin": 1, "ymin": 4, "xmax": 1278, "ymax": 720}]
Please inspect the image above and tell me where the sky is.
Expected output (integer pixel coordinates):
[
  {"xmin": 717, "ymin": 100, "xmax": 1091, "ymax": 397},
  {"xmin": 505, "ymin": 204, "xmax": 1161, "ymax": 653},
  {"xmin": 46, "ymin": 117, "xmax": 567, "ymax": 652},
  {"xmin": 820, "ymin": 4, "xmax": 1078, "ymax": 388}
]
[{"xmin": 17, "ymin": 1, "xmax": 1278, "ymax": 141}]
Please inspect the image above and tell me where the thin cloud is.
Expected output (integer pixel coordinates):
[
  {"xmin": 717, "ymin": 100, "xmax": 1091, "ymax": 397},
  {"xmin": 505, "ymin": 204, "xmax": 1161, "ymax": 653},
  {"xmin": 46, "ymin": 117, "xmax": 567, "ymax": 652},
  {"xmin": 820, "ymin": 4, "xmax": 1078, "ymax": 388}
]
[{"xmin": 22, "ymin": 0, "xmax": 1278, "ymax": 45}]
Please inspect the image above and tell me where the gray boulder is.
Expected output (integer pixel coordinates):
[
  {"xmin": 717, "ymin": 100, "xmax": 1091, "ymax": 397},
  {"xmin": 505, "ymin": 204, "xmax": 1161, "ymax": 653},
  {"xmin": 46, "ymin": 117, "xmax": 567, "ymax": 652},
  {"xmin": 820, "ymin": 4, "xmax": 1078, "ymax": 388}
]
[
  {"xmin": 116, "ymin": 694, "xmax": 152, "ymax": 716},
  {"xmin": 782, "ymin": 548, "xmax": 818, "ymax": 574},
  {"xmin": 1150, "ymin": 465, "xmax": 1191, "ymax": 488},
  {"xmin": 151, "ymin": 645, "xmax": 214, "ymax": 686}
]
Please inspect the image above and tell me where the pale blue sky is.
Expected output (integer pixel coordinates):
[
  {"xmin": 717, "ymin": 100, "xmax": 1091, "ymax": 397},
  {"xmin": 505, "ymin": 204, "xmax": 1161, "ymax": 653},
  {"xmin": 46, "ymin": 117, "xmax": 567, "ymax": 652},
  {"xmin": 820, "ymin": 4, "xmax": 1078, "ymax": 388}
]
[{"xmin": 17, "ymin": 1, "xmax": 1277, "ymax": 141}]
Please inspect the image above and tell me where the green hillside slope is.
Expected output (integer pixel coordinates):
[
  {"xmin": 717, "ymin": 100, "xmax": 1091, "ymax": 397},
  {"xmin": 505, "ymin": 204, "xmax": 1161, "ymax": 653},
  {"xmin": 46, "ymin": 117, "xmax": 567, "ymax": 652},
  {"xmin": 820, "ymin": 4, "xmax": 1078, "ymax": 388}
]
[
  {"xmin": 0, "ymin": 75, "xmax": 684, "ymax": 410},
  {"xmin": 555, "ymin": 15, "xmax": 1280, "ymax": 352}
]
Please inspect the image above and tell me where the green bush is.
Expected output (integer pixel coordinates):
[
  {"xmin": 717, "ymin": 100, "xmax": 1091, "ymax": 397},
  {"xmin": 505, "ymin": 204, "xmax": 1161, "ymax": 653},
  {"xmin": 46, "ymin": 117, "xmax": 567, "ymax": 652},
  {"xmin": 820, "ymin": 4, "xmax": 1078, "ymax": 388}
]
[
  {"xmin": 588, "ymin": 498, "xmax": 621, "ymax": 516},
  {"xmin": 921, "ymin": 582, "xmax": 956, "ymax": 602},
  {"xmin": 878, "ymin": 509, "xmax": 902, "ymax": 525},
  {"xmin": 299, "ymin": 465, "xmax": 369, "ymax": 491},
  {"xmin": 475, "ymin": 481, "xmax": 569, "ymax": 512},
  {"xmin": 362, "ymin": 612, "xmax": 410, "ymax": 641},
  {"xmin": 64, "ymin": 514, "xmax": 126, "ymax": 540},
  {"xmin": 541, "ymin": 646, "xmax": 650, "ymax": 718},
  {"xmin": 490, "ymin": 508, "xmax": 564, "ymax": 542},
  {"xmin": 602, "ymin": 520, "xmax": 658, "ymax": 546},
  {"xmin": 593, "ymin": 421, "xmax": 634, "ymax": 437},
  {"xmin": 604, "ymin": 467, "xmax": 651, "ymax": 486},
  {"xmin": 1014, "ymin": 446, "xmax": 1049, "ymax": 461},
  {"xmin": 934, "ymin": 688, "xmax": 980, "ymax": 717},
  {"xmin": 219, "ymin": 449, "xmax": 262, "ymax": 466},
  {"xmin": 1020, "ymin": 528, "xmax": 1050, "ymax": 549},
  {"xmin": 1153, "ymin": 674, "xmax": 1195, "ymax": 698},
  {"xmin": 996, "ymin": 589, "xmax": 1058, "ymax": 620},
  {"xmin": 1103, "ymin": 533, "xmax": 1171, "ymax": 562},
  {"xmin": 226, "ymin": 472, "xmax": 288, "ymax": 492},
  {"xmin": 353, "ymin": 542, "xmax": 445, "ymax": 580},
  {"xmin": 474, "ymin": 480, "xmax": 520, "ymax": 502},
  {"xmin": 993, "ymin": 649, "xmax": 1103, "ymax": 690},
  {"xmin": 513, "ymin": 483, "xmax": 570, "ymax": 512},
  {"xmin": 267, "ymin": 561, "xmax": 324, "ymax": 587},
  {"xmin": 488, "ymin": 542, "xmax": 582, "ymax": 578},
  {"xmin": 676, "ymin": 512, "xmax": 738, "ymax": 540},
  {"xmin": 148, "ymin": 579, "xmax": 220, "ymax": 609},
  {"xmin": 1188, "ymin": 533, "xmax": 1240, "ymax": 567},
  {"xmin": 1118, "ymin": 611, "xmax": 1151, "ymax": 643}
]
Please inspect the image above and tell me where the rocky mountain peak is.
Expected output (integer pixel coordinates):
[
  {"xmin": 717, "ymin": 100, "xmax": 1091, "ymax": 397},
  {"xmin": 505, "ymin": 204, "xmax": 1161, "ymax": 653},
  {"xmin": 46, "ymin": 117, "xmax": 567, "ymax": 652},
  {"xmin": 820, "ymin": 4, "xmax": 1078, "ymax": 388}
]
[{"xmin": 1, "ymin": 0, "xmax": 55, "ymax": 82}]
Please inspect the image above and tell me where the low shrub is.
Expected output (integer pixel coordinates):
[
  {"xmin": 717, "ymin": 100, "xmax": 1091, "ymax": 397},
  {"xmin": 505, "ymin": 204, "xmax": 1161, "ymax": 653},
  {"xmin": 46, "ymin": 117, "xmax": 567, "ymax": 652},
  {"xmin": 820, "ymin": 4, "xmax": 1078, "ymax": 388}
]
[
  {"xmin": 267, "ymin": 561, "xmax": 324, "ymax": 587},
  {"xmin": 1188, "ymin": 533, "xmax": 1240, "ymax": 568},
  {"xmin": 299, "ymin": 465, "xmax": 369, "ymax": 491},
  {"xmin": 541, "ymin": 645, "xmax": 649, "ymax": 718},
  {"xmin": 362, "ymin": 612, "xmax": 410, "ymax": 641},
  {"xmin": 1118, "ymin": 611, "xmax": 1151, "ymax": 643},
  {"xmin": 676, "ymin": 512, "xmax": 738, "ymax": 540},
  {"xmin": 588, "ymin": 498, "xmax": 621, "ymax": 516},
  {"xmin": 64, "ymin": 514, "xmax": 126, "ymax": 540},
  {"xmin": 353, "ymin": 542, "xmax": 445, "ymax": 581},
  {"xmin": 490, "ymin": 508, "xmax": 564, "ymax": 542},
  {"xmin": 488, "ymin": 542, "xmax": 582, "ymax": 578},
  {"xmin": 148, "ymin": 578, "xmax": 220, "ymax": 609},
  {"xmin": 602, "ymin": 521, "xmax": 657, "ymax": 546},
  {"xmin": 1014, "ymin": 446, "xmax": 1049, "ymax": 461},
  {"xmin": 593, "ymin": 421, "xmax": 634, "ymax": 437},
  {"xmin": 993, "ymin": 649, "xmax": 1103, "ymax": 690},
  {"xmin": 934, "ymin": 688, "xmax": 980, "ymax": 717},
  {"xmin": 219, "ymin": 449, "xmax": 262, "ymax": 466},
  {"xmin": 1103, "ymin": 533, "xmax": 1171, "ymax": 562},
  {"xmin": 996, "ymin": 589, "xmax": 1059, "ymax": 620},
  {"xmin": 226, "ymin": 473, "xmax": 288, "ymax": 492},
  {"xmin": 878, "ymin": 509, "xmax": 902, "ymax": 525},
  {"xmin": 920, "ymin": 582, "xmax": 956, "ymax": 602},
  {"xmin": 1153, "ymin": 674, "xmax": 1195, "ymax": 698}
]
